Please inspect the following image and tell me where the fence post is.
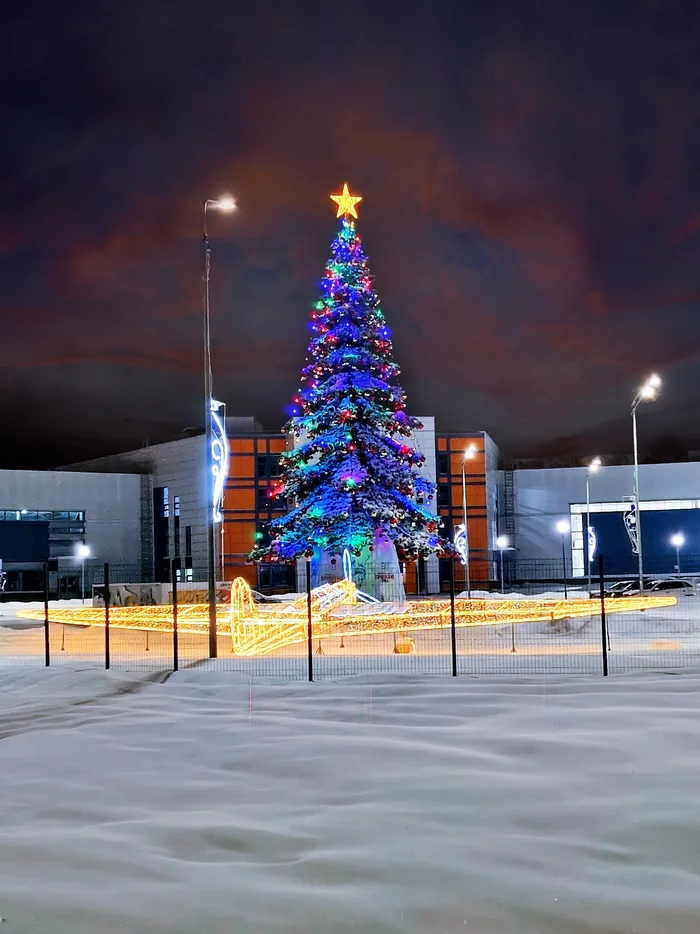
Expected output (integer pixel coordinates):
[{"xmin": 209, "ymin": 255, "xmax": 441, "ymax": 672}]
[
  {"xmin": 43, "ymin": 563, "xmax": 50, "ymax": 667},
  {"xmin": 449, "ymin": 559, "xmax": 457, "ymax": 677},
  {"xmin": 306, "ymin": 556, "xmax": 313, "ymax": 683},
  {"xmin": 598, "ymin": 554, "xmax": 608, "ymax": 677},
  {"xmin": 104, "ymin": 562, "xmax": 111, "ymax": 670},
  {"xmin": 172, "ymin": 558, "xmax": 179, "ymax": 672}
]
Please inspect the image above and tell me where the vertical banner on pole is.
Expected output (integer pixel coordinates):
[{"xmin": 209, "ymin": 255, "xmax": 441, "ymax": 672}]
[
  {"xmin": 306, "ymin": 557, "xmax": 313, "ymax": 683},
  {"xmin": 104, "ymin": 562, "xmax": 111, "ymax": 671},
  {"xmin": 598, "ymin": 554, "xmax": 608, "ymax": 677},
  {"xmin": 43, "ymin": 563, "xmax": 50, "ymax": 667},
  {"xmin": 449, "ymin": 559, "xmax": 457, "ymax": 677},
  {"xmin": 172, "ymin": 558, "xmax": 179, "ymax": 672}
]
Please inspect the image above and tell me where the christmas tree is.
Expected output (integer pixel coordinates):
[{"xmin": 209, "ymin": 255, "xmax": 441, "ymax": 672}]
[{"xmin": 252, "ymin": 183, "xmax": 446, "ymax": 584}]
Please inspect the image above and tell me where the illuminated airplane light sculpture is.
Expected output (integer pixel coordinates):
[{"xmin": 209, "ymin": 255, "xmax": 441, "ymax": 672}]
[{"xmin": 18, "ymin": 548, "xmax": 677, "ymax": 657}]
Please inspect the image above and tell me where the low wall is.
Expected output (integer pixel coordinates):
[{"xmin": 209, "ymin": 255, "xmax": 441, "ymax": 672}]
[{"xmin": 94, "ymin": 582, "xmax": 231, "ymax": 607}]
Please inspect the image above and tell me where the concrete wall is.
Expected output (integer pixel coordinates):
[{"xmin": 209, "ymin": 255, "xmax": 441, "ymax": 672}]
[
  {"xmin": 0, "ymin": 469, "xmax": 142, "ymax": 568},
  {"xmin": 69, "ymin": 436, "xmax": 209, "ymax": 578},
  {"xmin": 483, "ymin": 432, "xmax": 501, "ymax": 553},
  {"xmin": 511, "ymin": 462, "xmax": 700, "ymax": 560}
]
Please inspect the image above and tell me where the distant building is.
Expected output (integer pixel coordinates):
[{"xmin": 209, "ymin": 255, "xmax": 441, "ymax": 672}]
[{"xmin": 2, "ymin": 413, "xmax": 699, "ymax": 597}]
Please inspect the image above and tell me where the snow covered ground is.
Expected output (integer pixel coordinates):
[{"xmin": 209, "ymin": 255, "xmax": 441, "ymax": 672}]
[{"xmin": 1, "ymin": 668, "xmax": 700, "ymax": 932}]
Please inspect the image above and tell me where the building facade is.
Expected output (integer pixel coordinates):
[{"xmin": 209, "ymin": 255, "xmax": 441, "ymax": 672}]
[
  {"xmin": 4, "ymin": 414, "xmax": 698, "ymax": 598},
  {"xmin": 0, "ymin": 469, "xmax": 142, "ymax": 596},
  {"xmin": 505, "ymin": 461, "xmax": 700, "ymax": 579}
]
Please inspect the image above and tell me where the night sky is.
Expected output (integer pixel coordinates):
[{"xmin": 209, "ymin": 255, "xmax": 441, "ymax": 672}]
[{"xmin": 3, "ymin": 0, "xmax": 700, "ymax": 468}]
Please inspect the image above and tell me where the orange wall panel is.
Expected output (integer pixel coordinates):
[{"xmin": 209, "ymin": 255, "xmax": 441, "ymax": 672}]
[
  {"xmin": 450, "ymin": 453, "xmax": 485, "ymax": 476},
  {"xmin": 230, "ymin": 439, "xmax": 254, "ymax": 454},
  {"xmin": 223, "ymin": 564, "xmax": 257, "ymax": 586},
  {"xmin": 229, "ymin": 455, "xmax": 254, "ymax": 479},
  {"xmin": 225, "ymin": 488, "xmax": 255, "ymax": 510},
  {"xmin": 451, "ymin": 484, "xmax": 486, "ymax": 508}
]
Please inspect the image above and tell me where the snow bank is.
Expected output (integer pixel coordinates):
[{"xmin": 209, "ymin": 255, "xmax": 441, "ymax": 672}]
[
  {"xmin": 459, "ymin": 588, "xmax": 589, "ymax": 600},
  {"xmin": 0, "ymin": 669, "xmax": 699, "ymax": 932}
]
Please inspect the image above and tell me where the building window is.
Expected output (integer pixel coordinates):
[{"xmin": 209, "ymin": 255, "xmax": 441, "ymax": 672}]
[
  {"xmin": 173, "ymin": 496, "xmax": 181, "ymax": 559},
  {"xmin": 1, "ymin": 509, "xmax": 86, "ymax": 522},
  {"xmin": 257, "ymin": 486, "xmax": 271, "ymax": 509},
  {"xmin": 153, "ymin": 488, "xmax": 170, "ymax": 583},
  {"xmin": 184, "ymin": 525, "xmax": 193, "ymax": 581},
  {"xmin": 438, "ymin": 451, "xmax": 449, "ymax": 476},
  {"xmin": 257, "ymin": 453, "xmax": 282, "ymax": 478},
  {"xmin": 437, "ymin": 483, "xmax": 450, "ymax": 507}
]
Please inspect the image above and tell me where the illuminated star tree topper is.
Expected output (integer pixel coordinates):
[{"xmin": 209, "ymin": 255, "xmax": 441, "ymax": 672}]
[{"xmin": 330, "ymin": 182, "xmax": 363, "ymax": 219}]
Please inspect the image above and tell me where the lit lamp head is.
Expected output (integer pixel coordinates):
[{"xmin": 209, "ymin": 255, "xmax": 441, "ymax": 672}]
[
  {"xmin": 211, "ymin": 195, "xmax": 236, "ymax": 213},
  {"xmin": 76, "ymin": 544, "xmax": 90, "ymax": 560},
  {"xmin": 588, "ymin": 456, "xmax": 602, "ymax": 473},
  {"xmin": 556, "ymin": 519, "xmax": 570, "ymax": 536},
  {"xmin": 670, "ymin": 533, "xmax": 685, "ymax": 549},
  {"xmin": 464, "ymin": 443, "xmax": 478, "ymax": 460},
  {"xmin": 639, "ymin": 373, "xmax": 662, "ymax": 401},
  {"xmin": 496, "ymin": 535, "xmax": 509, "ymax": 550}
]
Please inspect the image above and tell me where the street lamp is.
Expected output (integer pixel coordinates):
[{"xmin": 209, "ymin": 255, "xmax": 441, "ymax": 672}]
[
  {"xmin": 203, "ymin": 196, "xmax": 236, "ymax": 658},
  {"xmin": 495, "ymin": 535, "xmax": 514, "ymax": 652},
  {"xmin": 461, "ymin": 443, "xmax": 478, "ymax": 599},
  {"xmin": 556, "ymin": 519, "xmax": 570, "ymax": 599},
  {"xmin": 75, "ymin": 543, "xmax": 90, "ymax": 605},
  {"xmin": 631, "ymin": 373, "xmax": 662, "ymax": 594},
  {"xmin": 670, "ymin": 532, "xmax": 685, "ymax": 575},
  {"xmin": 585, "ymin": 457, "xmax": 602, "ymax": 596},
  {"xmin": 495, "ymin": 535, "xmax": 508, "ymax": 594}
]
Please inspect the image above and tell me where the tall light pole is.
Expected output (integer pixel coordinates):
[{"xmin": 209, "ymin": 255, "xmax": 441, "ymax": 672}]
[
  {"xmin": 670, "ymin": 532, "xmax": 684, "ymax": 575},
  {"xmin": 76, "ymin": 543, "xmax": 90, "ymax": 605},
  {"xmin": 585, "ymin": 457, "xmax": 602, "ymax": 596},
  {"xmin": 631, "ymin": 373, "xmax": 661, "ymax": 594},
  {"xmin": 203, "ymin": 196, "xmax": 236, "ymax": 658},
  {"xmin": 461, "ymin": 443, "xmax": 477, "ymax": 599},
  {"xmin": 495, "ymin": 535, "xmax": 513, "ymax": 651},
  {"xmin": 495, "ymin": 535, "xmax": 508, "ymax": 594},
  {"xmin": 556, "ymin": 519, "xmax": 570, "ymax": 599}
]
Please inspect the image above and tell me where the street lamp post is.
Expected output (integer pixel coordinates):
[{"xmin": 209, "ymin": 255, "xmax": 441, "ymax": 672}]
[
  {"xmin": 631, "ymin": 374, "xmax": 662, "ymax": 594},
  {"xmin": 670, "ymin": 533, "xmax": 685, "ymax": 575},
  {"xmin": 461, "ymin": 443, "xmax": 477, "ymax": 599},
  {"xmin": 76, "ymin": 544, "xmax": 90, "ymax": 605},
  {"xmin": 586, "ymin": 457, "xmax": 602, "ymax": 597},
  {"xmin": 202, "ymin": 196, "xmax": 236, "ymax": 659},
  {"xmin": 495, "ymin": 535, "xmax": 508, "ymax": 594},
  {"xmin": 556, "ymin": 519, "xmax": 570, "ymax": 599},
  {"xmin": 495, "ymin": 535, "xmax": 513, "ymax": 651}
]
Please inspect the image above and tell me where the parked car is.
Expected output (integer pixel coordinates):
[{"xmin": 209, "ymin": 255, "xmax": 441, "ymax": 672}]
[
  {"xmin": 646, "ymin": 578, "xmax": 697, "ymax": 597},
  {"xmin": 604, "ymin": 578, "xmax": 653, "ymax": 598},
  {"xmin": 612, "ymin": 578, "xmax": 697, "ymax": 598}
]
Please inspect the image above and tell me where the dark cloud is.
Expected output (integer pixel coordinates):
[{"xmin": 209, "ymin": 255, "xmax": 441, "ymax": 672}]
[{"xmin": 2, "ymin": 0, "xmax": 700, "ymax": 467}]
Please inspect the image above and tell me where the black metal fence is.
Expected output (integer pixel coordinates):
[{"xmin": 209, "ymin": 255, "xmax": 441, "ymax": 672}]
[{"xmin": 1, "ymin": 556, "xmax": 699, "ymax": 678}]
